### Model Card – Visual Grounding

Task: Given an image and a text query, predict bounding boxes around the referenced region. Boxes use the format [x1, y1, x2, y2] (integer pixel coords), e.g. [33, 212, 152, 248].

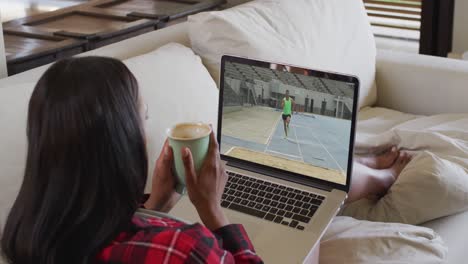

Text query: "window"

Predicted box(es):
[364, 0, 455, 57]
[364, 0, 422, 53]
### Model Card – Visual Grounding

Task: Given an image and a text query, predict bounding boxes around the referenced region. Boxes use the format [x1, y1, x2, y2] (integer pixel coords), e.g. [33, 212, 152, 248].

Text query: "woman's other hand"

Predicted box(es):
[144, 140, 181, 212]
[182, 129, 229, 230]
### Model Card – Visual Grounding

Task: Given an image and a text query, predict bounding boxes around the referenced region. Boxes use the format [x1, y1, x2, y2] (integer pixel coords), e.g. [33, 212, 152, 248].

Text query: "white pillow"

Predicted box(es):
[188, 0, 377, 109]
[0, 82, 35, 227]
[321, 216, 447, 264]
[342, 151, 468, 225]
[123, 43, 219, 191]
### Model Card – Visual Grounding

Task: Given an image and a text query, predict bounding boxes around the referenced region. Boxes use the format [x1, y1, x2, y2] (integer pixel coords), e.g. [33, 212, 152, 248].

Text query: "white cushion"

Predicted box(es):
[0, 82, 35, 227]
[321, 216, 447, 264]
[188, 0, 377, 109]
[123, 43, 219, 191]
[0, 44, 219, 228]
[375, 49, 468, 115]
[423, 210, 468, 264]
[0, 13, 6, 78]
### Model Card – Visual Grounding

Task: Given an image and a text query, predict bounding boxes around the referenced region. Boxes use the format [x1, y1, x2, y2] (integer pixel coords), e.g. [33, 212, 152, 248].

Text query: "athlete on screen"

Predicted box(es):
[281, 90, 295, 139]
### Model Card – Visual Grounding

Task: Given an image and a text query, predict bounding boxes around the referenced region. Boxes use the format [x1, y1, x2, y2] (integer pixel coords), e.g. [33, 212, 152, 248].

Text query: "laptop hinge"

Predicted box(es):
[226, 160, 334, 192]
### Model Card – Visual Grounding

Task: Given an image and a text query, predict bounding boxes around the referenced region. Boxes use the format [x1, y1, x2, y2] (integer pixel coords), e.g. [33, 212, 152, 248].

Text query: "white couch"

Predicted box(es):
[0, 13, 7, 78]
[1, 20, 468, 264]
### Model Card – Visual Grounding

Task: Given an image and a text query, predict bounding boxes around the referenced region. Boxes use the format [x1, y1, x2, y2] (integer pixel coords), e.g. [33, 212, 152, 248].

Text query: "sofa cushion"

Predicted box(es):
[188, 0, 377, 109]
[320, 216, 447, 264]
[0, 82, 35, 226]
[422, 210, 468, 264]
[123, 43, 219, 191]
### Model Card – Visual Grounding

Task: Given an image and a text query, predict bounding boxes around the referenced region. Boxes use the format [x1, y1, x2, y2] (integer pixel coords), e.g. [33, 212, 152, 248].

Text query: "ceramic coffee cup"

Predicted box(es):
[167, 122, 211, 194]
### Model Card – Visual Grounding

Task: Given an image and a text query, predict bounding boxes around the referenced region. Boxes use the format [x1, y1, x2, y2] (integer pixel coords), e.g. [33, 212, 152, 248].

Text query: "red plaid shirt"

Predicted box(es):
[96, 214, 263, 263]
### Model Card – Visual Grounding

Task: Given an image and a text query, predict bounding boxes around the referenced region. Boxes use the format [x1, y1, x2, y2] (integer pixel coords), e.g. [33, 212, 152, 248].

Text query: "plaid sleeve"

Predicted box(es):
[182, 223, 263, 264]
[212, 224, 263, 264]
[97, 215, 263, 264]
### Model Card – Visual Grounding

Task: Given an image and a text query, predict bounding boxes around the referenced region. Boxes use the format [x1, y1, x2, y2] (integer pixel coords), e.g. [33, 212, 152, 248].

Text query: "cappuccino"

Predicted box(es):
[167, 122, 212, 194]
[168, 123, 211, 140]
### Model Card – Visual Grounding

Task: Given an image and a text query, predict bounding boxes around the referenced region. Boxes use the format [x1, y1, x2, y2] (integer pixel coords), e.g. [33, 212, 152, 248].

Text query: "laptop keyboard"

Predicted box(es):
[221, 171, 325, 231]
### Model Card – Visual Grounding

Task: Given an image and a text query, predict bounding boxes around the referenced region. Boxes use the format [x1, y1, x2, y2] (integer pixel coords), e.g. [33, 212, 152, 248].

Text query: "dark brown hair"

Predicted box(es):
[1, 57, 148, 264]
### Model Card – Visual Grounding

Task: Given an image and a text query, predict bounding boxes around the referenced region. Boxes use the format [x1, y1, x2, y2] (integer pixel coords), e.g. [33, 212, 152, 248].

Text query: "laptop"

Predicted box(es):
[170, 55, 360, 263]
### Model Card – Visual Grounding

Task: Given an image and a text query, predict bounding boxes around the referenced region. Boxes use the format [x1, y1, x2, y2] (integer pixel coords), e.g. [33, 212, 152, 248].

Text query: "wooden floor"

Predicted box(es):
[1, 0, 251, 75]
[1, 0, 88, 22]
[0, 0, 250, 22]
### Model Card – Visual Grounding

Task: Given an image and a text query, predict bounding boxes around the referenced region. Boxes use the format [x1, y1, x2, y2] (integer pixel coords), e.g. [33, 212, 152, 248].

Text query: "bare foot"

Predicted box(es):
[372, 152, 412, 197]
[356, 146, 399, 170]
[386, 152, 412, 180]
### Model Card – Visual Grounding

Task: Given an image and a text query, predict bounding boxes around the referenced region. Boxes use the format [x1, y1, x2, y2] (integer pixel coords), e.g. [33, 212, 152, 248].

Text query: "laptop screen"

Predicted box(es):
[219, 56, 358, 186]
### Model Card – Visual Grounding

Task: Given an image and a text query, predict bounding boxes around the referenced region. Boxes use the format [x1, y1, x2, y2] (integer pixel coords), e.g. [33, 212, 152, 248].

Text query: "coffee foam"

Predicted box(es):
[169, 123, 211, 139]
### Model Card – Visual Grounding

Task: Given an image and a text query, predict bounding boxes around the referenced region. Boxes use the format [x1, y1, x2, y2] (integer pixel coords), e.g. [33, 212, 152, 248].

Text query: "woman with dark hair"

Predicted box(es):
[1, 57, 263, 264]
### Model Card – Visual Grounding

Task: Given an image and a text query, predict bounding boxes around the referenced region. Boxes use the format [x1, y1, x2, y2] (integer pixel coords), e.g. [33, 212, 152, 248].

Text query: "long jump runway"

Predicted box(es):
[265, 113, 350, 172]
[221, 107, 350, 184]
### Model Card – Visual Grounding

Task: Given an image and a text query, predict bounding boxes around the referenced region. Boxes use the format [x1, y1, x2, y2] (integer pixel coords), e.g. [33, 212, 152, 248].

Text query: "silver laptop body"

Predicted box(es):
[171, 55, 360, 263]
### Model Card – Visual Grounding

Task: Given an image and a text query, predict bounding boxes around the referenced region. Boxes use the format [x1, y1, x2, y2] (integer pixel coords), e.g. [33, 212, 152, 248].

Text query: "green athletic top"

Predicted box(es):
[283, 97, 292, 115]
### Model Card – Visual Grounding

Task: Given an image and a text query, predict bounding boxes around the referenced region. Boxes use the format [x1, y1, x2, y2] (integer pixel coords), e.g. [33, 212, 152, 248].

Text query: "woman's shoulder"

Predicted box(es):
[96, 215, 216, 263]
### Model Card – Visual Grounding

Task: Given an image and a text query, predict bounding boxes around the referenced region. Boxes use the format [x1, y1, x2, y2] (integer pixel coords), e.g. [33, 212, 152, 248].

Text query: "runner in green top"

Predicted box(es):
[281, 90, 295, 139]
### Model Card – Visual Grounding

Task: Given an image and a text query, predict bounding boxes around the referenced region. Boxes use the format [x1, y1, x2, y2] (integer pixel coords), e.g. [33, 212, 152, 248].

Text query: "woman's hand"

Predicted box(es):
[144, 140, 181, 213]
[182, 129, 229, 230]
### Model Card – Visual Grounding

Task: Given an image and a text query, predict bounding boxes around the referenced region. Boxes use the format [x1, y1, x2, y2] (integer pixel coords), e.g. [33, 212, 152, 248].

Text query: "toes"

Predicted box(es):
[394, 147, 400, 156]
[399, 152, 412, 165]
[384, 145, 397, 155]
[383, 145, 399, 161]
[406, 153, 414, 161]
[388, 146, 399, 159]
[398, 153, 406, 164]
[406, 154, 413, 164]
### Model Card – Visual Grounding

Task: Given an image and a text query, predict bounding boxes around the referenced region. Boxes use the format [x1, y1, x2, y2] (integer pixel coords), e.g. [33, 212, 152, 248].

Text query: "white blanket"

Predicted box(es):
[321, 216, 447, 264]
[318, 107, 468, 264]
[355, 107, 468, 157]
[344, 107, 468, 225]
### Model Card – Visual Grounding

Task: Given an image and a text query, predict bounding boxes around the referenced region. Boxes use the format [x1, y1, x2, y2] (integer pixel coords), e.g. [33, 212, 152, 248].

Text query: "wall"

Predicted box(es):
[226, 78, 241, 94]
[274, 83, 338, 111]
[0, 11, 7, 78]
[453, 0, 468, 55]
[227, 76, 348, 111]
[251, 79, 339, 111]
